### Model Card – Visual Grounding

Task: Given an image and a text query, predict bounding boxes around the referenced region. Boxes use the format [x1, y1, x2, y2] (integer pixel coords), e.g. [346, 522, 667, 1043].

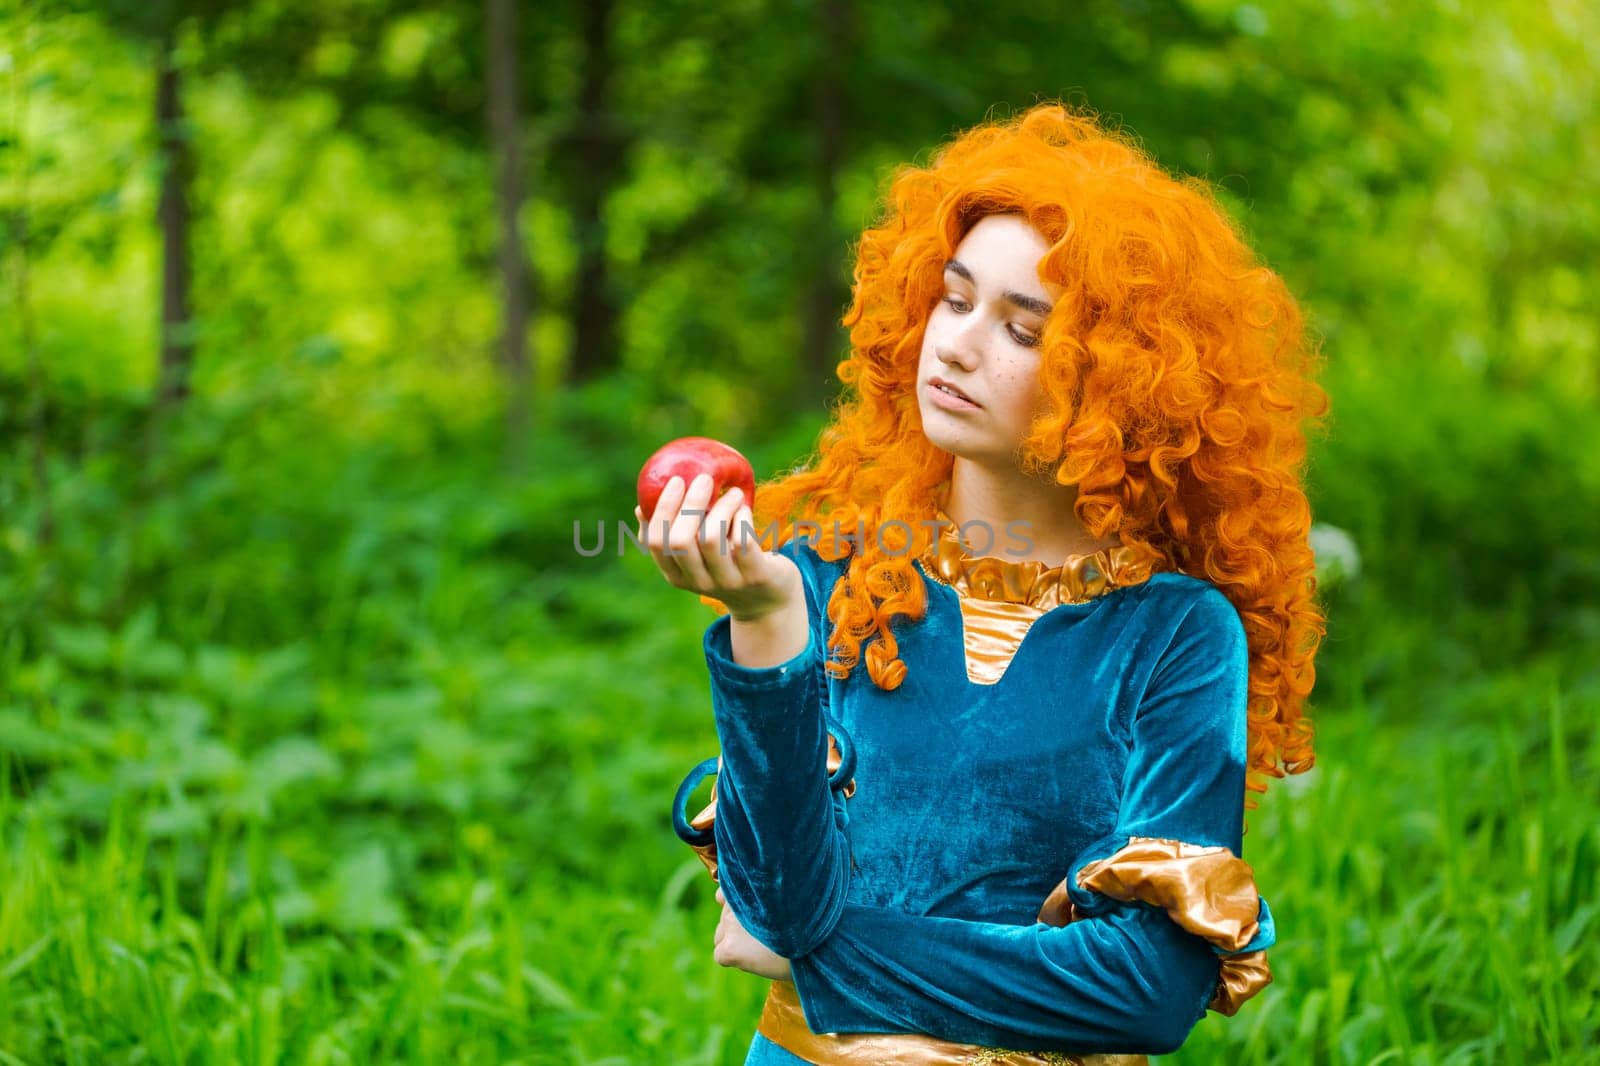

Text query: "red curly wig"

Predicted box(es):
[711, 102, 1328, 804]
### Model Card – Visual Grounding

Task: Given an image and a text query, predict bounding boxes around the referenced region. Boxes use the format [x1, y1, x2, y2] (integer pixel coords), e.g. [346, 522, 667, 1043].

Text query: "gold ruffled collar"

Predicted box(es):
[919, 510, 1153, 610]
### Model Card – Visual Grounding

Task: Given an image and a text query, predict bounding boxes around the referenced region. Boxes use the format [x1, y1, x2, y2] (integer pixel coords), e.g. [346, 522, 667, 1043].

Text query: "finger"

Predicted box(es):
[699, 486, 747, 590]
[638, 504, 666, 558]
[647, 475, 689, 530]
[666, 473, 716, 588]
[727, 502, 770, 584]
[667, 472, 715, 546]
[646, 541, 687, 586]
[642, 478, 689, 583]
[635, 504, 661, 563]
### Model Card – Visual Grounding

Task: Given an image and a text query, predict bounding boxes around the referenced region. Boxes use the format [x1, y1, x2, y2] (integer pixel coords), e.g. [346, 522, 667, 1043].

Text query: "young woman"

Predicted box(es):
[645, 103, 1327, 1065]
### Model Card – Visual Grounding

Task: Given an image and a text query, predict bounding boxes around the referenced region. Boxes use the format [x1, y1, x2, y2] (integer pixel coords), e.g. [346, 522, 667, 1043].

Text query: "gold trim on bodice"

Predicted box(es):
[758, 980, 1148, 1066]
[919, 511, 1153, 685]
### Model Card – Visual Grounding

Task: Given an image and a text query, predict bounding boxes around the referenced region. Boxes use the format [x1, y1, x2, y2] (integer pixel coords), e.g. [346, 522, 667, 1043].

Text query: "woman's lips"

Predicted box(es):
[928, 380, 981, 410]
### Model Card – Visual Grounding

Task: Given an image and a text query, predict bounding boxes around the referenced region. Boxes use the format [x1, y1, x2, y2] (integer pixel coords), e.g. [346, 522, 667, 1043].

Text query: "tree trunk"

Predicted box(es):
[800, 0, 851, 407]
[155, 31, 194, 411]
[488, 0, 532, 455]
[568, 0, 620, 383]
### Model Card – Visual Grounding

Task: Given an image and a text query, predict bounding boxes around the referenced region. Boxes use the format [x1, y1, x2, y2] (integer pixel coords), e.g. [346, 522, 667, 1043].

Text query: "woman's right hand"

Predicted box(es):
[635, 472, 803, 623]
[713, 886, 794, 982]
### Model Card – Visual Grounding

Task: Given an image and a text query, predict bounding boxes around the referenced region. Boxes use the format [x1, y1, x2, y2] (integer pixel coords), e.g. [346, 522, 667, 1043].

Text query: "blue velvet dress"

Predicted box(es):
[672, 525, 1277, 1064]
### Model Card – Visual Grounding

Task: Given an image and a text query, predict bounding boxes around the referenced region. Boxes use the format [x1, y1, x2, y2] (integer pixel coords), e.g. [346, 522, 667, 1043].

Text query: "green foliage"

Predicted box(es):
[2, 0, 1598, 1062]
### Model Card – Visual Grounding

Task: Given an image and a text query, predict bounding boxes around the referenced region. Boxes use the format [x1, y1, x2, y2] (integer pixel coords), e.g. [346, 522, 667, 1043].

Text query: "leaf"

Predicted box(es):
[251, 734, 342, 797]
[521, 963, 577, 1011]
[144, 801, 208, 839]
[49, 623, 113, 671]
[325, 842, 405, 932]
[0, 708, 78, 762]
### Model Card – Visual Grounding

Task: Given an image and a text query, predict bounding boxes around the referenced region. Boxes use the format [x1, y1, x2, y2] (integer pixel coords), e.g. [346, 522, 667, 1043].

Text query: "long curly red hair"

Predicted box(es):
[711, 102, 1328, 803]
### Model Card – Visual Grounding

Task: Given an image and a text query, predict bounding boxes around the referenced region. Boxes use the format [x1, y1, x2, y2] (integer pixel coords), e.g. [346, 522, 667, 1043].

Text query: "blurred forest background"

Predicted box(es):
[1, 0, 1597, 1063]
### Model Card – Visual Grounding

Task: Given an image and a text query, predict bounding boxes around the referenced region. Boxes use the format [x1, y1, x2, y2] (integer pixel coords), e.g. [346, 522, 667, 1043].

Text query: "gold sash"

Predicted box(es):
[756, 980, 1147, 1066]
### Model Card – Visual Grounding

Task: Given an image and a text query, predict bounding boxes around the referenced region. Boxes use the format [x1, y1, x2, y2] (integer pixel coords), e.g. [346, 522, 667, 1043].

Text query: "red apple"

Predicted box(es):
[637, 437, 757, 521]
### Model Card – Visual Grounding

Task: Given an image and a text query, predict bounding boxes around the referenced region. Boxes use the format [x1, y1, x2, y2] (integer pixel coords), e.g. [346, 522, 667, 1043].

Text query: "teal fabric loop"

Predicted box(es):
[671, 756, 720, 848]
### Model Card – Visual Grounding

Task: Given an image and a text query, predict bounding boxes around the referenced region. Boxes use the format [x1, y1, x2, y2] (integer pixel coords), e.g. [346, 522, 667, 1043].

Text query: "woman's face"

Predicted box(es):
[916, 213, 1062, 470]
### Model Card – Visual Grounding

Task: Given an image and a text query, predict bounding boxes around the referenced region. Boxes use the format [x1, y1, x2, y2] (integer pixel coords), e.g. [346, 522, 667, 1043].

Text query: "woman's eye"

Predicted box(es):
[943, 296, 1038, 346]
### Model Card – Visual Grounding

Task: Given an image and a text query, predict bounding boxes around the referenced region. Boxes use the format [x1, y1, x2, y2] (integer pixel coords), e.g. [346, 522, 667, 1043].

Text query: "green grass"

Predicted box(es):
[2, 568, 1596, 1063]
[1, 383, 1596, 1063]
[1180, 659, 1600, 1064]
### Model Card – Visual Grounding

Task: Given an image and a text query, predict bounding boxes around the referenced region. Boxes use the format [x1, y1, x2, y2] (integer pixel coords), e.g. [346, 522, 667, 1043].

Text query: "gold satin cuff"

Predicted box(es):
[1075, 838, 1262, 951]
[686, 734, 857, 882]
[1034, 836, 1272, 1016]
[1208, 950, 1270, 1017]
[758, 980, 1148, 1066]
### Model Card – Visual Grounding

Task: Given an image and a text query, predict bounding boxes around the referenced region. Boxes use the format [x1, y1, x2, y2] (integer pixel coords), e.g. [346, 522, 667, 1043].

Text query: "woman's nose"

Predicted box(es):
[937, 323, 982, 369]
[938, 312, 985, 369]
[937, 342, 979, 371]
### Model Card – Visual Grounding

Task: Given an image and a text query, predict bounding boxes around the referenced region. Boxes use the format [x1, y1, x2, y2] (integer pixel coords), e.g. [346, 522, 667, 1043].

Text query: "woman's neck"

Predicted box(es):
[941, 459, 1121, 565]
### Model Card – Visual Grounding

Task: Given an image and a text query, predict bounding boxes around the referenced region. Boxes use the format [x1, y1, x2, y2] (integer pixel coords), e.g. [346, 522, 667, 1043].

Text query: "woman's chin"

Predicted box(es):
[923, 432, 999, 467]
[920, 410, 971, 449]
[918, 423, 961, 456]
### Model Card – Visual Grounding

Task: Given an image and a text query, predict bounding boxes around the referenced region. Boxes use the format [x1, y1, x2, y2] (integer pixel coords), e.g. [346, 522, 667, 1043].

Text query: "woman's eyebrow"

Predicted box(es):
[944, 259, 1054, 317]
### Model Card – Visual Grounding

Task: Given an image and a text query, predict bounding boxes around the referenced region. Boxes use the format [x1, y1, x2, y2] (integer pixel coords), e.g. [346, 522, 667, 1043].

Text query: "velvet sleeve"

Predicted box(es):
[701, 538, 853, 959]
[785, 584, 1272, 1055]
